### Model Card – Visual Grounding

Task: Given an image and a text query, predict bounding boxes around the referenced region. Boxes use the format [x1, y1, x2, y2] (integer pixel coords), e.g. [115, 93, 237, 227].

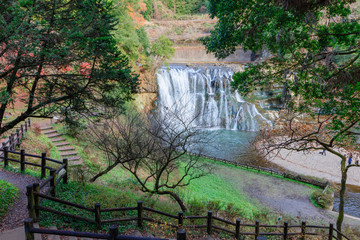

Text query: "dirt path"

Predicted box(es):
[0, 169, 41, 232]
[212, 164, 360, 227]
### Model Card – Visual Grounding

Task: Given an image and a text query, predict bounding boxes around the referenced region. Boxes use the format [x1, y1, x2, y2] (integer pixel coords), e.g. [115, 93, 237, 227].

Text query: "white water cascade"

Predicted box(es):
[157, 65, 271, 131]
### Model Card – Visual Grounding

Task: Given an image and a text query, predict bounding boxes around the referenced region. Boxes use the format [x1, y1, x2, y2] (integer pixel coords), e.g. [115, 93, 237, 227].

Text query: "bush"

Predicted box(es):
[311, 186, 334, 209]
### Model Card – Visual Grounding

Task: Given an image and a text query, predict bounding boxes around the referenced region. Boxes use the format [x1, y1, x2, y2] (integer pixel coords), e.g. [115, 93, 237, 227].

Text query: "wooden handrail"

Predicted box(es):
[35, 192, 94, 212]
[36, 206, 94, 223]
[143, 206, 178, 219]
[101, 207, 137, 212]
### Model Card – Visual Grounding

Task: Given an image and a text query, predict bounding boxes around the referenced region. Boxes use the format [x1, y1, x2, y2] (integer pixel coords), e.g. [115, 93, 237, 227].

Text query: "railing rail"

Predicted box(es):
[191, 152, 328, 189]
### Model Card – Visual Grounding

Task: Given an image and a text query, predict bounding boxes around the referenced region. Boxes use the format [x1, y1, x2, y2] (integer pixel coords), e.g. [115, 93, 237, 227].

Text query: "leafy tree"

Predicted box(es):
[86, 107, 211, 211]
[0, 0, 138, 135]
[204, 0, 360, 233]
[148, 35, 175, 71]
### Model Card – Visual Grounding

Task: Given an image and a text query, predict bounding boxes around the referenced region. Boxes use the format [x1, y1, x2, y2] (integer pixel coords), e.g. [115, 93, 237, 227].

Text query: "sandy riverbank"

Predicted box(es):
[267, 149, 360, 187]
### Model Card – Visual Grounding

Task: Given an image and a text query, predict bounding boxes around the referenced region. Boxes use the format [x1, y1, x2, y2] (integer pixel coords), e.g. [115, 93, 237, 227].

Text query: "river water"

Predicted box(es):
[156, 64, 360, 219]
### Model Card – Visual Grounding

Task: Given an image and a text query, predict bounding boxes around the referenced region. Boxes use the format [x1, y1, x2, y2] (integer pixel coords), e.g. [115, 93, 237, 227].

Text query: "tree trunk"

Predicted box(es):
[159, 191, 187, 212]
[336, 158, 347, 239]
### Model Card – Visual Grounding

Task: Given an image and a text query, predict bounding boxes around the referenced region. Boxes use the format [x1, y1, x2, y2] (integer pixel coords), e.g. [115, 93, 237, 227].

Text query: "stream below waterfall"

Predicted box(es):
[156, 64, 360, 219]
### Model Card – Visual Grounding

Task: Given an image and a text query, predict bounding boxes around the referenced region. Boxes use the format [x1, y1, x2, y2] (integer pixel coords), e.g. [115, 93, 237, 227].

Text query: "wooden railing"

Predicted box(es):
[24, 218, 184, 240]
[0, 148, 350, 239]
[193, 152, 328, 189]
[0, 118, 31, 156]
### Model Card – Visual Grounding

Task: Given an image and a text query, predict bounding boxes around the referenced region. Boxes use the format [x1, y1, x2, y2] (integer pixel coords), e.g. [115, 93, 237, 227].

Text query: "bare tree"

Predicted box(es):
[258, 110, 360, 232]
[86, 106, 212, 211]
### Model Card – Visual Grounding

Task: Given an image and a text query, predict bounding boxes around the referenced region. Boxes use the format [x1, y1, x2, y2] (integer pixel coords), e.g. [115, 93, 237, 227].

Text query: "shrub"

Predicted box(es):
[311, 186, 334, 209]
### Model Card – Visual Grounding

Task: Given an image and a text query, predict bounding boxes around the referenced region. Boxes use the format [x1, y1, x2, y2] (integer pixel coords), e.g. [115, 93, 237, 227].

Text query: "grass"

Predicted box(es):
[40, 181, 179, 233]
[0, 180, 18, 220]
[18, 123, 336, 237]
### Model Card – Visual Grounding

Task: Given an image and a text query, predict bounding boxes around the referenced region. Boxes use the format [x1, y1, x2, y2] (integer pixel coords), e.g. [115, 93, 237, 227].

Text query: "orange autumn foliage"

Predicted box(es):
[127, 0, 147, 28]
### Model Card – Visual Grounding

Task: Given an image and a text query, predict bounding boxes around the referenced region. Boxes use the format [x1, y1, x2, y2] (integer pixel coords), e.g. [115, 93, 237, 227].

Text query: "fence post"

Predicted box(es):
[178, 211, 183, 227]
[26, 185, 36, 219]
[255, 220, 260, 238]
[24, 218, 34, 240]
[50, 169, 56, 197]
[63, 158, 68, 184]
[33, 183, 40, 222]
[28, 118, 31, 127]
[284, 221, 288, 240]
[16, 129, 20, 144]
[137, 201, 143, 228]
[109, 225, 118, 240]
[235, 219, 241, 239]
[3, 146, 8, 168]
[21, 125, 24, 138]
[9, 134, 13, 150]
[95, 203, 101, 228]
[329, 223, 334, 240]
[301, 221, 306, 240]
[25, 121, 28, 132]
[21, 149, 26, 173]
[41, 153, 46, 179]
[177, 229, 186, 240]
[207, 211, 212, 235]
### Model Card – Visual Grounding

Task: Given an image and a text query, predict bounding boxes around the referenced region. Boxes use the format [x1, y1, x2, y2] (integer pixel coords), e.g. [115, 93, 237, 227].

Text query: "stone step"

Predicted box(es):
[47, 133, 62, 138]
[0, 226, 24, 240]
[67, 229, 77, 240]
[69, 160, 83, 166]
[40, 126, 53, 130]
[43, 130, 57, 134]
[60, 151, 78, 157]
[68, 155, 81, 161]
[54, 142, 71, 147]
[58, 146, 76, 151]
[51, 137, 66, 142]
[33, 223, 41, 240]
[48, 226, 60, 240]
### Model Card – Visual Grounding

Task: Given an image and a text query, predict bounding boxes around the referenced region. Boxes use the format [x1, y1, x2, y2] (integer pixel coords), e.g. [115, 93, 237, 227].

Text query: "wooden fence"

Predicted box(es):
[0, 144, 350, 239]
[0, 118, 31, 156]
[193, 152, 328, 189]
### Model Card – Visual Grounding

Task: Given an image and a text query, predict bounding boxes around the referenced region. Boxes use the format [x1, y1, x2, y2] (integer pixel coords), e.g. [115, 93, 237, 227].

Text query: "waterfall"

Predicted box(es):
[157, 65, 271, 131]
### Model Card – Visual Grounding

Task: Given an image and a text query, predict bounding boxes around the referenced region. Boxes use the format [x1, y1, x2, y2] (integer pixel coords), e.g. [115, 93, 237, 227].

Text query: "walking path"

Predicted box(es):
[267, 149, 360, 187]
[0, 169, 41, 232]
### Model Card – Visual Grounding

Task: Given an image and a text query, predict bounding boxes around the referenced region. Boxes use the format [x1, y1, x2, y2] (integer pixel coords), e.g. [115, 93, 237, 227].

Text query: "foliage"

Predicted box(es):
[311, 187, 334, 209]
[0, 180, 18, 219]
[142, 0, 208, 19]
[205, 0, 360, 232]
[0, 0, 138, 135]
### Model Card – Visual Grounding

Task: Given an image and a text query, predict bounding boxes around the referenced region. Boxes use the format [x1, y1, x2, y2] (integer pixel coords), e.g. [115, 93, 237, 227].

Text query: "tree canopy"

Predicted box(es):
[204, 0, 360, 233]
[0, 0, 139, 135]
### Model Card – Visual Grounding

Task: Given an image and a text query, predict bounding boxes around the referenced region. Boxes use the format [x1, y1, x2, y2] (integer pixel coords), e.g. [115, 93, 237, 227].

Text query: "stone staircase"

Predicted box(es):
[0, 224, 87, 240]
[40, 126, 83, 166]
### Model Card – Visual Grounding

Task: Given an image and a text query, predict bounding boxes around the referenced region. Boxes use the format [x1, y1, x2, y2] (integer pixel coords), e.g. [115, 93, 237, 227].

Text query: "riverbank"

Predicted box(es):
[267, 149, 360, 187]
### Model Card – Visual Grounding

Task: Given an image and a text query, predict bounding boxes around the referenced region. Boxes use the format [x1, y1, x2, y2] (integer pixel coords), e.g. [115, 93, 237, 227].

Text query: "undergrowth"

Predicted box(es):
[0, 180, 18, 219]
